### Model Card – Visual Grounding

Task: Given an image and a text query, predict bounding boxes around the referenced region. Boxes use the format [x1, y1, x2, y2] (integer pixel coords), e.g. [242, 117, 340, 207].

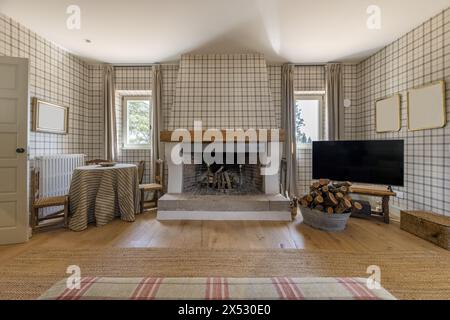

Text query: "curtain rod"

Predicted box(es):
[112, 63, 332, 67]
[113, 64, 157, 67]
[113, 63, 327, 67]
[113, 62, 179, 67]
[291, 64, 326, 67]
[293, 64, 325, 66]
[290, 63, 356, 67]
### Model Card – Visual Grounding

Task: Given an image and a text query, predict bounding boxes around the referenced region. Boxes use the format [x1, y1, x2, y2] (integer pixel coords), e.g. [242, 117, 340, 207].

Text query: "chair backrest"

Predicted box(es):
[137, 160, 145, 184]
[137, 159, 164, 185]
[86, 159, 108, 165]
[31, 168, 40, 203]
[155, 159, 164, 185]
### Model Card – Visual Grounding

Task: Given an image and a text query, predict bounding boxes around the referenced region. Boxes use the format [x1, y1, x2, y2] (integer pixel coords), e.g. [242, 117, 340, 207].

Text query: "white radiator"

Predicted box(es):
[33, 154, 86, 217]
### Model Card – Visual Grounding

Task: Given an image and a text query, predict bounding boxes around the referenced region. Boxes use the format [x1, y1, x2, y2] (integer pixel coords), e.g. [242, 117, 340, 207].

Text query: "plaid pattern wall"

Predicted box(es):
[0, 13, 91, 158]
[294, 65, 326, 91]
[352, 8, 450, 216]
[169, 54, 278, 130]
[87, 65, 104, 160]
[267, 65, 282, 127]
[115, 66, 152, 91]
[343, 64, 359, 140]
[161, 64, 179, 131]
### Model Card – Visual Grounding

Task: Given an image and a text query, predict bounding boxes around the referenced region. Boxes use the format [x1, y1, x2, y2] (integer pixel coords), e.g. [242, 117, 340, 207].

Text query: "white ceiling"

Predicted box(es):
[1, 0, 449, 64]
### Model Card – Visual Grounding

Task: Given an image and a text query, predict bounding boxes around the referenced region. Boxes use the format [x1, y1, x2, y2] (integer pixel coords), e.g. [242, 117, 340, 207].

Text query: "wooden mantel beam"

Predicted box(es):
[160, 130, 285, 142]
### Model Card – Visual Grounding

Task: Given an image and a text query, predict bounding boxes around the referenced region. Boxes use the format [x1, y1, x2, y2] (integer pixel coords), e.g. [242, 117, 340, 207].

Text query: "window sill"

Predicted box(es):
[121, 146, 151, 151]
[297, 144, 312, 150]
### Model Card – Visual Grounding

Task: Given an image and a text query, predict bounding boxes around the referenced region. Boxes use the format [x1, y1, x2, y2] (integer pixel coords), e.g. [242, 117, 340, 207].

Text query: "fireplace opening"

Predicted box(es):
[183, 152, 263, 195]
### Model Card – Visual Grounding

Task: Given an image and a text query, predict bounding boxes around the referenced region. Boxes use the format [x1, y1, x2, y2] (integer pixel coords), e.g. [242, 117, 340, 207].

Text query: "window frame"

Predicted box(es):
[294, 93, 325, 149]
[122, 95, 152, 150]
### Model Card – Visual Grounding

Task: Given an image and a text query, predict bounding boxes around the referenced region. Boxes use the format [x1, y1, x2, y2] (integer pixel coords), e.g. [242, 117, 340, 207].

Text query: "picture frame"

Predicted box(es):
[375, 94, 401, 133]
[32, 98, 69, 134]
[407, 80, 446, 131]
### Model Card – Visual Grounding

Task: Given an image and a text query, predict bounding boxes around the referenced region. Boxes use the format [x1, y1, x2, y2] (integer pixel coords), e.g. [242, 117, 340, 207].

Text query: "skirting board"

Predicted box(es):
[157, 211, 292, 221]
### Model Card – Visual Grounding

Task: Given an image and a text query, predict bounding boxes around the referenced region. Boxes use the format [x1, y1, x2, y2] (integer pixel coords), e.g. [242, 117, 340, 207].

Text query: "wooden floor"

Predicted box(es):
[1, 210, 448, 265]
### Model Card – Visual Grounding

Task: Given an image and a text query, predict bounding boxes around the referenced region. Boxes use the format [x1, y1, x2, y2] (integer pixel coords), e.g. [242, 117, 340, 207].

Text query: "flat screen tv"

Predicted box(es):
[312, 140, 404, 186]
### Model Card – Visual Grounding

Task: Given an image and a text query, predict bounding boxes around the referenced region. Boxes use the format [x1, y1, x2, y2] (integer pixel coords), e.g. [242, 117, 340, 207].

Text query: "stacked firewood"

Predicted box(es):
[299, 179, 363, 214]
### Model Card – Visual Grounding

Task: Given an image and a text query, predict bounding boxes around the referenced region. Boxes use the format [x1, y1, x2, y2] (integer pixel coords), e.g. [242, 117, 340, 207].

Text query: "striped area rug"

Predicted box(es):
[38, 277, 396, 300]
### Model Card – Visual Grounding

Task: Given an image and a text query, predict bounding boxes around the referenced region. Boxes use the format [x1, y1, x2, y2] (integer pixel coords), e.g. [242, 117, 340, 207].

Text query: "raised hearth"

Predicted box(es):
[157, 194, 291, 221]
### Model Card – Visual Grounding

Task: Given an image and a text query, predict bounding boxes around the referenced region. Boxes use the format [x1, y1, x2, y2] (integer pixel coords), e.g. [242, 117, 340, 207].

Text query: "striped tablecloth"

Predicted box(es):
[68, 164, 139, 231]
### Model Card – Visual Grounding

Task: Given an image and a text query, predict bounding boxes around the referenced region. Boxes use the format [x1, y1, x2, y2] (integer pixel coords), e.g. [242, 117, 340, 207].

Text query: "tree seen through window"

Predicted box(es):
[127, 100, 151, 145]
[295, 99, 321, 144]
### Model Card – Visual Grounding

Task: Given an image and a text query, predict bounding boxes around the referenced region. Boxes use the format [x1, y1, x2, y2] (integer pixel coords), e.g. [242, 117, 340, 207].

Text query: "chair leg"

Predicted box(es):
[140, 189, 145, 214]
[31, 207, 38, 229]
[63, 200, 69, 228]
[30, 208, 34, 229]
[154, 191, 159, 209]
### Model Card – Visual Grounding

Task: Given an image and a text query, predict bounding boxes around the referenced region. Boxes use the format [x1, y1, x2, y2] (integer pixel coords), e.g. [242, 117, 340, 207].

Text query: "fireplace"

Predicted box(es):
[157, 138, 291, 221]
[157, 53, 291, 221]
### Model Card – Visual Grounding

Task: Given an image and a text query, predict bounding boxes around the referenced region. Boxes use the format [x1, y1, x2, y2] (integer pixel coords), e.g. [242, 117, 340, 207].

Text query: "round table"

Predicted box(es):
[68, 164, 139, 231]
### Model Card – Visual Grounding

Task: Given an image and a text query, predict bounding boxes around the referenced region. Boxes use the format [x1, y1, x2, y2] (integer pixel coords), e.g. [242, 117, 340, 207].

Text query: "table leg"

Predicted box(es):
[382, 196, 390, 224]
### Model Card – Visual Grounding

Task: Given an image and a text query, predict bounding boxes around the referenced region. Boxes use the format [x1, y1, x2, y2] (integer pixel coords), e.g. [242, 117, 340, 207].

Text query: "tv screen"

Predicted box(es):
[312, 140, 404, 186]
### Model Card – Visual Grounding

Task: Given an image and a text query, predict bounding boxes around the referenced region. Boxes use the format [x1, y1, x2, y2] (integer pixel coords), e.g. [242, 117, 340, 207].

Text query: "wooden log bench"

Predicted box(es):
[349, 186, 396, 224]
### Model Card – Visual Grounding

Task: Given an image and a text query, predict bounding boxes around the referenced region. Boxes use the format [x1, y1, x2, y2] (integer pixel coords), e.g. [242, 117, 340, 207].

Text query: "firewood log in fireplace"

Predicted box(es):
[200, 165, 237, 191]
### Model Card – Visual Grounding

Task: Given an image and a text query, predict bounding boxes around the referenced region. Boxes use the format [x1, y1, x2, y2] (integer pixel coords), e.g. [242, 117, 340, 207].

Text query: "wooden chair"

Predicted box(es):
[30, 168, 69, 229]
[138, 160, 164, 213]
[85, 159, 109, 165]
[138, 160, 146, 184]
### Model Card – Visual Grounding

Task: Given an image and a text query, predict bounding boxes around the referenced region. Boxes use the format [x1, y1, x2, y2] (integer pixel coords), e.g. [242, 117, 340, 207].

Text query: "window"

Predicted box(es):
[295, 94, 324, 147]
[122, 96, 152, 149]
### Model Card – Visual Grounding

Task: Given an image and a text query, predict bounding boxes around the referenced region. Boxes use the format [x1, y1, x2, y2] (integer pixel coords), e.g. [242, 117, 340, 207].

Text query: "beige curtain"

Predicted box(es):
[326, 63, 344, 140]
[281, 64, 297, 198]
[152, 64, 162, 182]
[104, 65, 117, 161]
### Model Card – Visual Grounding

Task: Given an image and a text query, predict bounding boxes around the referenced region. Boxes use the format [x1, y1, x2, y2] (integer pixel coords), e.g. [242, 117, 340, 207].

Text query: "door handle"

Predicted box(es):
[16, 148, 25, 154]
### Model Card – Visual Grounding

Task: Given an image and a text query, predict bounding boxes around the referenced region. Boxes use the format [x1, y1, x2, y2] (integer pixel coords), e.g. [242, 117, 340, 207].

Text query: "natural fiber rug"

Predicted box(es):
[1, 248, 449, 300]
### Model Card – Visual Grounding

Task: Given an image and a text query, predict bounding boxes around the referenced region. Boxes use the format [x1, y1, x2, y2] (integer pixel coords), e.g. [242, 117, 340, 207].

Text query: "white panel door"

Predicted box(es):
[0, 56, 29, 244]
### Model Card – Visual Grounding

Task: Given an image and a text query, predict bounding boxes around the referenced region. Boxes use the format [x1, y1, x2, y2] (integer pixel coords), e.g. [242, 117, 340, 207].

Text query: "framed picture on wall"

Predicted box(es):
[32, 98, 69, 134]
[375, 94, 401, 133]
[407, 80, 447, 131]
